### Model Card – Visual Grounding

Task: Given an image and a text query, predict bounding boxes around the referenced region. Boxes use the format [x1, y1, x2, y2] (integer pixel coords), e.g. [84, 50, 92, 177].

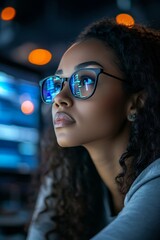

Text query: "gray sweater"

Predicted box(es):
[27, 158, 160, 240]
[92, 158, 160, 240]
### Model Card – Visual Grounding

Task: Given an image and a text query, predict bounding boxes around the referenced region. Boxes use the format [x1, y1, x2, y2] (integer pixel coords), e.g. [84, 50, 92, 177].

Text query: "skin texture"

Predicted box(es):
[52, 38, 137, 213]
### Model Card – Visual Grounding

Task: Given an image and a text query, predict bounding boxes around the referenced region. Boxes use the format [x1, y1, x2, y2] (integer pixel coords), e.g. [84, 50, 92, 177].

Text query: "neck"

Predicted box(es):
[83, 131, 129, 213]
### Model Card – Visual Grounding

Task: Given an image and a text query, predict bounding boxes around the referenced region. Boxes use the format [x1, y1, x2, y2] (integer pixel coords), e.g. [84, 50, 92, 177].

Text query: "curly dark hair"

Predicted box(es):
[33, 18, 160, 240]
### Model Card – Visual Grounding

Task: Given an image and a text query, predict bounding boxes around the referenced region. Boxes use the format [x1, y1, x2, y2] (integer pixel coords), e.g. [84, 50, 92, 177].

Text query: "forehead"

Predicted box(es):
[58, 39, 120, 74]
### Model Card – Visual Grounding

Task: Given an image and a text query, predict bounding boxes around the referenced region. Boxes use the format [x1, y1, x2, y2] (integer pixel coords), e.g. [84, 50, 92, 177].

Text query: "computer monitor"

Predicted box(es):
[0, 59, 41, 174]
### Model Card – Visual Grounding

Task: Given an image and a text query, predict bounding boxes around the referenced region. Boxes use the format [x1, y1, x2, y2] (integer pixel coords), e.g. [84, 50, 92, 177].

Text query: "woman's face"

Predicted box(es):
[52, 39, 131, 148]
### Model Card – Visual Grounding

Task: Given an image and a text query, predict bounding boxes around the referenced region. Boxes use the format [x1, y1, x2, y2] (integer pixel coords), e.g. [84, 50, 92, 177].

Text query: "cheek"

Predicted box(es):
[93, 91, 126, 118]
[103, 93, 126, 119]
[77, 92, 128, 138]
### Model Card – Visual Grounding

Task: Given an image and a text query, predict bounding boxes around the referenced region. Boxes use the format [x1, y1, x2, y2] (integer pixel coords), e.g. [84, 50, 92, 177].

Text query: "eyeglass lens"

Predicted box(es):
[41, 69, 98, 103]
[42, 76, 62, 103]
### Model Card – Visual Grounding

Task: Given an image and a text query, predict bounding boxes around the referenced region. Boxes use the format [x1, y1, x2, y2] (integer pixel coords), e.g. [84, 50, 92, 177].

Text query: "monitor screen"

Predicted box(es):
[0, 60, 41, 173]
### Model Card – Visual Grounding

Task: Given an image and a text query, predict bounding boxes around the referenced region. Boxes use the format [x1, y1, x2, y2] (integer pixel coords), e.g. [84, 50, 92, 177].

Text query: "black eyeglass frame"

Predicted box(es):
[39, 68, 127, 103]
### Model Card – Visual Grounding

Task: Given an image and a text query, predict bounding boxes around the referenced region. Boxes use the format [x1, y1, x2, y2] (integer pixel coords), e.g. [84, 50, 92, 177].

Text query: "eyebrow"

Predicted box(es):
[55, 61, 103, 75]
[75, 61, 103, 70]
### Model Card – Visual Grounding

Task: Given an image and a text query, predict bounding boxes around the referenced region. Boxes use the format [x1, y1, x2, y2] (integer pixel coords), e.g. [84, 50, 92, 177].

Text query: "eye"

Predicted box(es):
[54, 75, 61, 81]
[82, 76, 95, 85]
[44, 76, 62, 96]
[53, 76, 62, 89]
[71, 70, 96, 89]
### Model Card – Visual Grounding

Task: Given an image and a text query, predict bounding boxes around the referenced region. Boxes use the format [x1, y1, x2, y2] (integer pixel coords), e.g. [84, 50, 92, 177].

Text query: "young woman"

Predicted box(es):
[27, 17, 160, 240]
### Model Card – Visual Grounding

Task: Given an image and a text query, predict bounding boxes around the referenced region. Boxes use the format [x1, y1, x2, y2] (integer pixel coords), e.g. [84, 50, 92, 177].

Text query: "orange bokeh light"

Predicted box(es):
[28, 49, 52, 65]
[21, 100, 34, 115]
[1, 7, 16, 21]
[116, 13, 135, 28]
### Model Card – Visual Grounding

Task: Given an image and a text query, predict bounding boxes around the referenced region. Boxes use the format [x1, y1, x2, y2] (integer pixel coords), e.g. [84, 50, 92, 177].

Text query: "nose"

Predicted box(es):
[53, 82, 73, 108]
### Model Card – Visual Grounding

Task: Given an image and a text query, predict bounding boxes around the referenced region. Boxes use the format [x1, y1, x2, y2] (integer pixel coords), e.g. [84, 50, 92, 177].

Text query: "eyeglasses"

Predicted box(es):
[39, 68, 126, 104]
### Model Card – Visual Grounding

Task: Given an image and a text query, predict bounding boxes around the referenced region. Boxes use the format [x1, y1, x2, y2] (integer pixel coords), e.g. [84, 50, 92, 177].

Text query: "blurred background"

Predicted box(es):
[0, 0, 160, 239]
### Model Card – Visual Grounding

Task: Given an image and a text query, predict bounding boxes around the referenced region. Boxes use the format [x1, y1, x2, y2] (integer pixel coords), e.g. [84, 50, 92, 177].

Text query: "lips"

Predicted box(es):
[54, 112, 75, 128]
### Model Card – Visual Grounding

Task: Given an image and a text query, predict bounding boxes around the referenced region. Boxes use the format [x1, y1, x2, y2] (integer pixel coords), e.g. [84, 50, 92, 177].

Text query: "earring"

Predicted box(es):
[127, 113, 137, 122]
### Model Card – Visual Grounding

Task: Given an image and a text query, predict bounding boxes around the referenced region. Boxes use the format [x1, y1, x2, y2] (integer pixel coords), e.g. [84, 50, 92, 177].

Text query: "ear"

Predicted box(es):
[126, 90, 147, 115]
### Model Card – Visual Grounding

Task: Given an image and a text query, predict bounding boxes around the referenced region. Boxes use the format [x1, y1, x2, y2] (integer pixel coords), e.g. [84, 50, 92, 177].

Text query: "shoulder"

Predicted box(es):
[125, 158, 160, 204]
[91, 159, 160, 240]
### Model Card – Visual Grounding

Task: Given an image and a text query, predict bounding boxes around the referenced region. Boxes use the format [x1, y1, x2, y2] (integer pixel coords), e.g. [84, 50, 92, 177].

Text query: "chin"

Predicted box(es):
[57, 139, 78, 148]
